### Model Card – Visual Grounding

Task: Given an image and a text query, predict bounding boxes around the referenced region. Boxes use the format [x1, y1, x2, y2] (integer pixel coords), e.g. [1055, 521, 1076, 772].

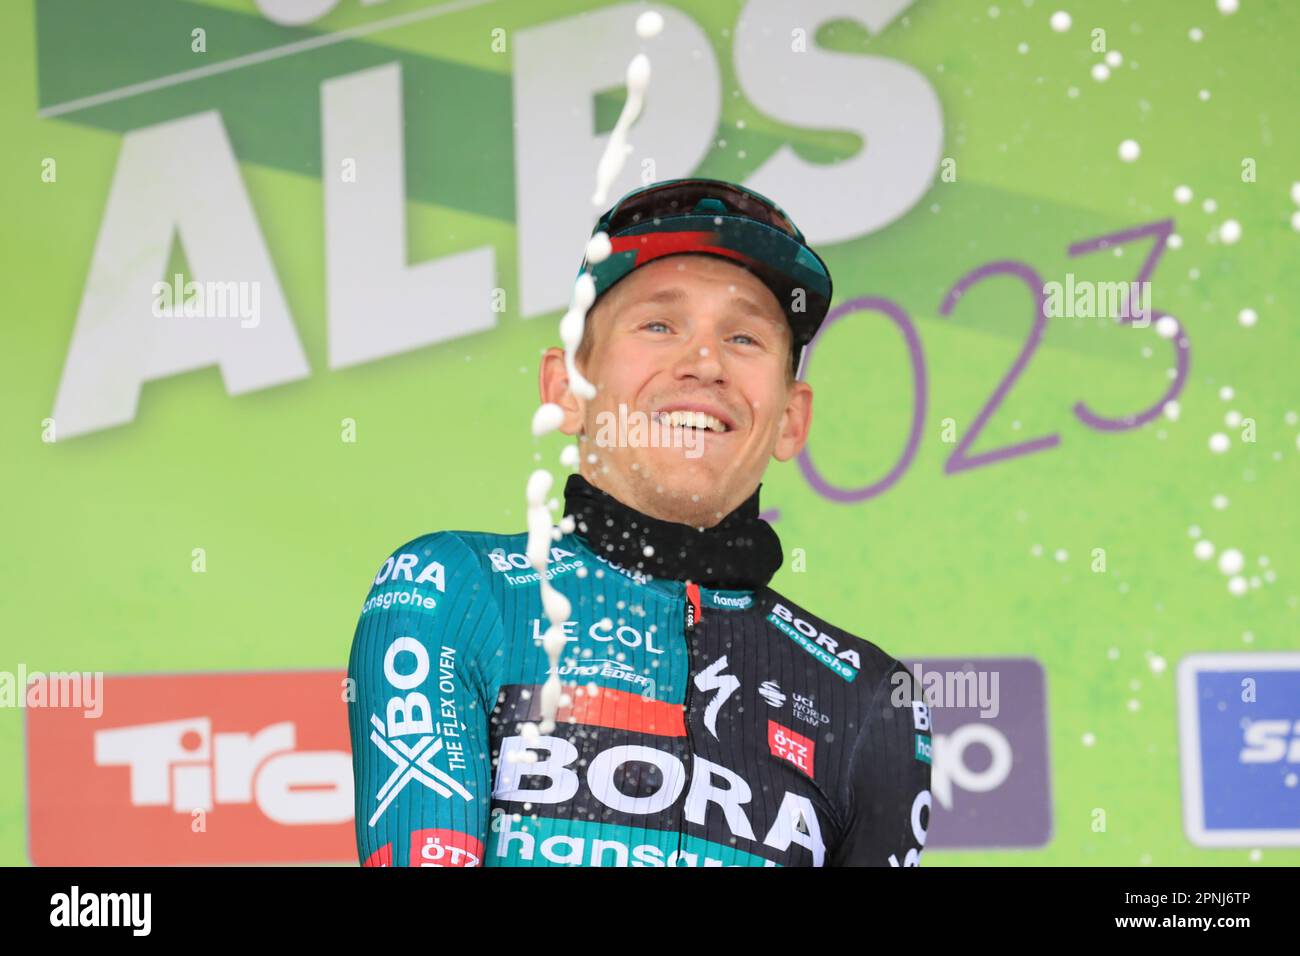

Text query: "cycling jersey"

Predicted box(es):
[347, 474, 932, 867]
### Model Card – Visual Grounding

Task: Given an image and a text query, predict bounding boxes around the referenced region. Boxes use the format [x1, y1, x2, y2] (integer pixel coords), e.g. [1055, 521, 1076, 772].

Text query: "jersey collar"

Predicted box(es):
[561, 473, 783, 590]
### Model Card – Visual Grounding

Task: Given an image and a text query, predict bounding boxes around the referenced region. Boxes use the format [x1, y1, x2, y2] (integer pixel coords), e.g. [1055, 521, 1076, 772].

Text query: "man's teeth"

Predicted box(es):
[655, 410, 728, 432]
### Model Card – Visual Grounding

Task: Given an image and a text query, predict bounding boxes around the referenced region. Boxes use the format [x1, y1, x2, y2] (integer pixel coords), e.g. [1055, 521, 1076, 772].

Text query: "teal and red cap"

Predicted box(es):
[578, 178, 833, 375]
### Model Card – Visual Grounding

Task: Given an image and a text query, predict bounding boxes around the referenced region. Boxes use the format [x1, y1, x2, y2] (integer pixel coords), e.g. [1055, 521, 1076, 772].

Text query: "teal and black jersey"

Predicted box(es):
[347, 475, 932, 867]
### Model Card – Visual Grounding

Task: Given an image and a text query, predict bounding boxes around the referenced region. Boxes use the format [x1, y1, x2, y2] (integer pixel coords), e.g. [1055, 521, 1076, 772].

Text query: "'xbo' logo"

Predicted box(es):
[367, 638, 471, 826]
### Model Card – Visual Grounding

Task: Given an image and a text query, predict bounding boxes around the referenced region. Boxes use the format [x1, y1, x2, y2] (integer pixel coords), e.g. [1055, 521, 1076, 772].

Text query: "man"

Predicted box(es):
[347, 179, 932, 867]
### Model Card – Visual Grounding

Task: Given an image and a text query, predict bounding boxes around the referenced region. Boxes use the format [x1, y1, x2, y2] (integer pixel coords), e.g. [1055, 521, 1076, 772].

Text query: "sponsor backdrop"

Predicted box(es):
[3, 0, 1298, 865]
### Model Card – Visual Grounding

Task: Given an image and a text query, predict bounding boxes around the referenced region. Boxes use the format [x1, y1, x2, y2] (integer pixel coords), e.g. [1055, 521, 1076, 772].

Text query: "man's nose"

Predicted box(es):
[672, 329, 726, 383]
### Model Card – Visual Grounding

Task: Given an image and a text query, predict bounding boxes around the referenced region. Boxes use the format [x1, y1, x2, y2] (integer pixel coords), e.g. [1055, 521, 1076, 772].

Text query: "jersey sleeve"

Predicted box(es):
[831, 660, 933, 867]
[347, 532, 503, 867]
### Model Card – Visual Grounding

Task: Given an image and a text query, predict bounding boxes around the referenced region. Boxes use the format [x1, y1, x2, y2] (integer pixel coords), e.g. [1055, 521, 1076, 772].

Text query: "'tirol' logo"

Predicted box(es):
[25, 670, 355, 865]
[95, 717, 351, 823]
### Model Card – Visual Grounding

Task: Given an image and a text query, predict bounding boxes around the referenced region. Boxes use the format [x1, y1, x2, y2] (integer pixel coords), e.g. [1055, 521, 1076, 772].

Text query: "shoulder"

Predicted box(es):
[364, 529, 533, 590]
[352, 530, 522, 665]
[759, 589, 912, 696]
[365, 531, 477, 591]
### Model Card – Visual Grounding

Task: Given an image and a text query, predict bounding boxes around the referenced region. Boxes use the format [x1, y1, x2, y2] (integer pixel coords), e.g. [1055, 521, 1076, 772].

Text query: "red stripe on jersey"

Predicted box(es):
[559, 685, 686, 737]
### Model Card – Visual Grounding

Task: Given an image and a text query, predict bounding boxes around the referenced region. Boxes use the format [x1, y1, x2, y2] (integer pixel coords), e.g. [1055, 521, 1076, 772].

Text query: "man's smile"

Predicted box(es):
[650, 402, 738, 433]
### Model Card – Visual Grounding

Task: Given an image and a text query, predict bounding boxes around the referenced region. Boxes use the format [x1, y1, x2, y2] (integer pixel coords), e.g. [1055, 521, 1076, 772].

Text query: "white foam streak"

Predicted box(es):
[561, 274, 599, 400]
[532, 403, 565, 436]
[540, 578, 571, 626]
[592, 54, 650, 207]
[522, 19, 660, 742]
[538, 676, 562, 735]
[526, 468, 553, 506]
[585, 231, 612, 263]
[525, 469, 554, 570]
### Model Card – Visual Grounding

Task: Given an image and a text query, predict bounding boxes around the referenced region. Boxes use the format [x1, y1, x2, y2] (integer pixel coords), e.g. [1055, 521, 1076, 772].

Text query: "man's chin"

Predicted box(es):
[641, 447, 722, 481]
[636, 457, 732, 517]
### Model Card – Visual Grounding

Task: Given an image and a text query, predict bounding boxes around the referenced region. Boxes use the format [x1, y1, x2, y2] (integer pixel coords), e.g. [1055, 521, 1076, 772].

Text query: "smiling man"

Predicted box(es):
[545, 252, 810, 523]
[348, 179, 932, 868]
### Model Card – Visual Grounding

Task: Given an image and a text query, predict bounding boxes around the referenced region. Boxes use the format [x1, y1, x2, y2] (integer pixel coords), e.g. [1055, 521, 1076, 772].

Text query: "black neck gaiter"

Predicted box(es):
[562, 473, 783, 590]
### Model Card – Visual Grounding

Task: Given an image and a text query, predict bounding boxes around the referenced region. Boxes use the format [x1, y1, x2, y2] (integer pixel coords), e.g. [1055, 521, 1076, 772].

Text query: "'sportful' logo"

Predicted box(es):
[1178, 653, 1300, 847]
[1241, 721, 1300, 763]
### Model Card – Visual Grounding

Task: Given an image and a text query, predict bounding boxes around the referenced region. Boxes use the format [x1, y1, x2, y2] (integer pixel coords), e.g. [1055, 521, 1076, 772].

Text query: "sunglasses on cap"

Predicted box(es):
[596, 178, 806, 242]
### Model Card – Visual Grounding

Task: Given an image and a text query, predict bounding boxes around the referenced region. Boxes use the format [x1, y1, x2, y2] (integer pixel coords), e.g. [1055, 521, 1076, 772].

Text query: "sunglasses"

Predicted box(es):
[598, 178, 804, 242]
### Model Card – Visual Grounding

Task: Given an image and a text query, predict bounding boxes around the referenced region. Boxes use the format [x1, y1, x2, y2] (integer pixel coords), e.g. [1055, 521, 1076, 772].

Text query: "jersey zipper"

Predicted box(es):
[676, 582, 702, 863]
[684, 581, 701, 633]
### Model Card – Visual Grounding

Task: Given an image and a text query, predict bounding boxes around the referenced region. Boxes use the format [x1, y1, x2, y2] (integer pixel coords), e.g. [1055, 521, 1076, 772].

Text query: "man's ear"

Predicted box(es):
[772, 380, 813, 462]
[539, 347, 587, 436]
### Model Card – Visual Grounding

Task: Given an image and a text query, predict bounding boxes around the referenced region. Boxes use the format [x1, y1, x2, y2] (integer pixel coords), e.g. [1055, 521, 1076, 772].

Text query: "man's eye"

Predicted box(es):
[643, 320, 671, 333]
[730, 333, 759, 346]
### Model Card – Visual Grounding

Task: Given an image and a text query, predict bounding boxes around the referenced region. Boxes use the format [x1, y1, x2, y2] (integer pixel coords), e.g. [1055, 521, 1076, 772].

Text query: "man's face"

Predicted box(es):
[541, 254, 813, 527]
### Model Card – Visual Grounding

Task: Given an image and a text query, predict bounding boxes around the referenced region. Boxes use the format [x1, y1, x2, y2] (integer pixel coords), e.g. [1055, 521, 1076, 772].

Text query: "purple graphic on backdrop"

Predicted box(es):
[792, 219, 1190, 506]
[903, 657, 1052, 850]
